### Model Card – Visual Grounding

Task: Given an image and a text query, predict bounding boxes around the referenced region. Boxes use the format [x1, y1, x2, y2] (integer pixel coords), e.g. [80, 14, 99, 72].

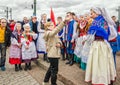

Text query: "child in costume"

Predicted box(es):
[21, 23, 38, 71]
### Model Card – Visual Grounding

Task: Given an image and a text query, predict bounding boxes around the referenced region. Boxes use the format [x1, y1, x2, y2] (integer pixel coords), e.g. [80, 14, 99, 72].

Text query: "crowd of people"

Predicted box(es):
[0, 6, 120, 85]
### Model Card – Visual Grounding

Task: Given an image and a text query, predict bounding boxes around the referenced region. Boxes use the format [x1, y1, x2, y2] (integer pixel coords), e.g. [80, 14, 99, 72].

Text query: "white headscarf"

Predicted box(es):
[91, 7, 102, 15]
[100, 7, 117, 40]
[91, 7, 117, 40]
[23, 23, 30, 30]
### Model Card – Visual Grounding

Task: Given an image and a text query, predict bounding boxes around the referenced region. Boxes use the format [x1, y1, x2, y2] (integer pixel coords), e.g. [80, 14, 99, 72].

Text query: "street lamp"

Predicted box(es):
[4, 7, 12, 20]
[9, 8, 12, 20]
[5, 7, 9, 19]
[33, 0, 36, 16]
[116, 6, 120, 22]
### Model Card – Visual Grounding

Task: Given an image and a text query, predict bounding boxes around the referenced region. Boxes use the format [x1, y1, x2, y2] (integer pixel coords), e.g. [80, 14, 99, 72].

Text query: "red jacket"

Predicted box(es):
[9, 24, 15, 32]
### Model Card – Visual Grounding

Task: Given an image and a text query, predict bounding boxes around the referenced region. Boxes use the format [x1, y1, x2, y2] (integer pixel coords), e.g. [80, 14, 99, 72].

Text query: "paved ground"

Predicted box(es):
[0, 50, 64, 85]
[114, 52, 120, 85]
[0, 50, 39, 85]
[38, 53, 120, 85]
[0, 50, 120, 85]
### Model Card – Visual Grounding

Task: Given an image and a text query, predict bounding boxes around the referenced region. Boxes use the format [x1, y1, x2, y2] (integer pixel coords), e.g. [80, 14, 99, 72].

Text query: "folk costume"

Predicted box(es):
[85, 7, 117, 85]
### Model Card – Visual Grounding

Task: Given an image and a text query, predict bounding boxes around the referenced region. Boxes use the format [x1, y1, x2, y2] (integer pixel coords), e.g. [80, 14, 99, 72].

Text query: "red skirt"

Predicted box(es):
[9, 58, 21, 64]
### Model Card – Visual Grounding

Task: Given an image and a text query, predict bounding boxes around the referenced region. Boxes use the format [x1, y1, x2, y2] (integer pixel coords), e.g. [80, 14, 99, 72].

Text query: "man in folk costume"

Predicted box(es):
[85, 7, 117, 85]
[80, 14, 93, 71]
[57, 16, 66, 60]
[74, 15, 88, 70]
[36, 13, 49, 62]
[62, 20, 69, 60]
[112, 16, 120, 33]
[110, 16, 120, 67]
[65, 12, 78, 66]
[112, 16, 120, 43]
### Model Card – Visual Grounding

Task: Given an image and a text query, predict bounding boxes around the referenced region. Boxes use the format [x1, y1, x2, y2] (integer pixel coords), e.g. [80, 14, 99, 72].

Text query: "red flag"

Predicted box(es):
[118, 25, 120, 33]
[50, 8, 56, 26]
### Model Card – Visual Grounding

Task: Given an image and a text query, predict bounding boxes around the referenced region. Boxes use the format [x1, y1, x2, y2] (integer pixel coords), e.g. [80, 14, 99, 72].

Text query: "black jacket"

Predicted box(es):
[4, 26, 11, 47]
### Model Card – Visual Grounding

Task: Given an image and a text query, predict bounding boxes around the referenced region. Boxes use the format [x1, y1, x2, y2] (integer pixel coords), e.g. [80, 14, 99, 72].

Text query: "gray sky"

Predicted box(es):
[0, 0, 120, 21]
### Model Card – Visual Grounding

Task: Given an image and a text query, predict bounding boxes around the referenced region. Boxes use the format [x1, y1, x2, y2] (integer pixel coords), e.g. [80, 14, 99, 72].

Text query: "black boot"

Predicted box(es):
[110, 81, 113, 85]
[43, 54, 46, 61]
[51, 68, 57, 85]
[66, 54, 70, 64]
[24, 63, 28, 71]
[28, 62, 32, 70]
[69, 54, 74, 66]
[46, 57, 50, 63]
[66, 53, 69, 60]
[62, 53, 65, 61]
[19, 64, 22, 70]
[15, 64, 19, 72]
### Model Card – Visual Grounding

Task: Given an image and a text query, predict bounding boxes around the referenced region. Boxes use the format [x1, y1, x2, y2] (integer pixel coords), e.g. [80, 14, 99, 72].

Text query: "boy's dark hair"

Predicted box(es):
[71, 12, 76, 16]
[66, 12, 72, 15]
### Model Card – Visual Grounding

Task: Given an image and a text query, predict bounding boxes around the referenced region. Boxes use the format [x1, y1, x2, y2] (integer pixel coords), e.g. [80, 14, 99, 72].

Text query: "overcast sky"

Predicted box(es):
[0, 0, 120, 21]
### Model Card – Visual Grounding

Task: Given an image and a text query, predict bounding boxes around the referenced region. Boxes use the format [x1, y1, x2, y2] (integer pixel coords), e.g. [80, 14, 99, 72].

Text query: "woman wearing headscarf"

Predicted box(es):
[36, 14, 49, 62]
[74, 15, 87, 67]
[9, 22, 23, 71]
[80, 14, 93, 71]
[85, 7, 117, 85]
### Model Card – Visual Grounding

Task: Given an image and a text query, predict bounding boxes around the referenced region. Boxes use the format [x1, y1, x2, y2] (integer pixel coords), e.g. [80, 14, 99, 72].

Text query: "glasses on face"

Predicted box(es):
[1, 22, 7, 23]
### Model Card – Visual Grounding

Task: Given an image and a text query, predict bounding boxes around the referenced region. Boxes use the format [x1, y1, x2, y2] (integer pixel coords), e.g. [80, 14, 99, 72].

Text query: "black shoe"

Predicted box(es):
[28, 65, 32, 70]
[19, 67, 22, 70]
[24, 63, 28, 71]
[28, 66, 32, 70]
[43, 54, 47, 61]
[69, 54, 74, 66]
[69, 61, 74, 66]
[15, 67, 19, 71]
[28, 62, 32, 70]
[15, 64, 19, 72]
[43, 55, 46, 61]
[62, 54, 65, 61]
[46, 58, 50, 63]
[66, 54, 69, 60]
[110, 81, 113, 85]
[51, 84, 57, 85]
[24, 67, 27, 71]
[19, 64, 22, 70]
[19, 67, 23, 70]
[66, 61, 70, 64]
